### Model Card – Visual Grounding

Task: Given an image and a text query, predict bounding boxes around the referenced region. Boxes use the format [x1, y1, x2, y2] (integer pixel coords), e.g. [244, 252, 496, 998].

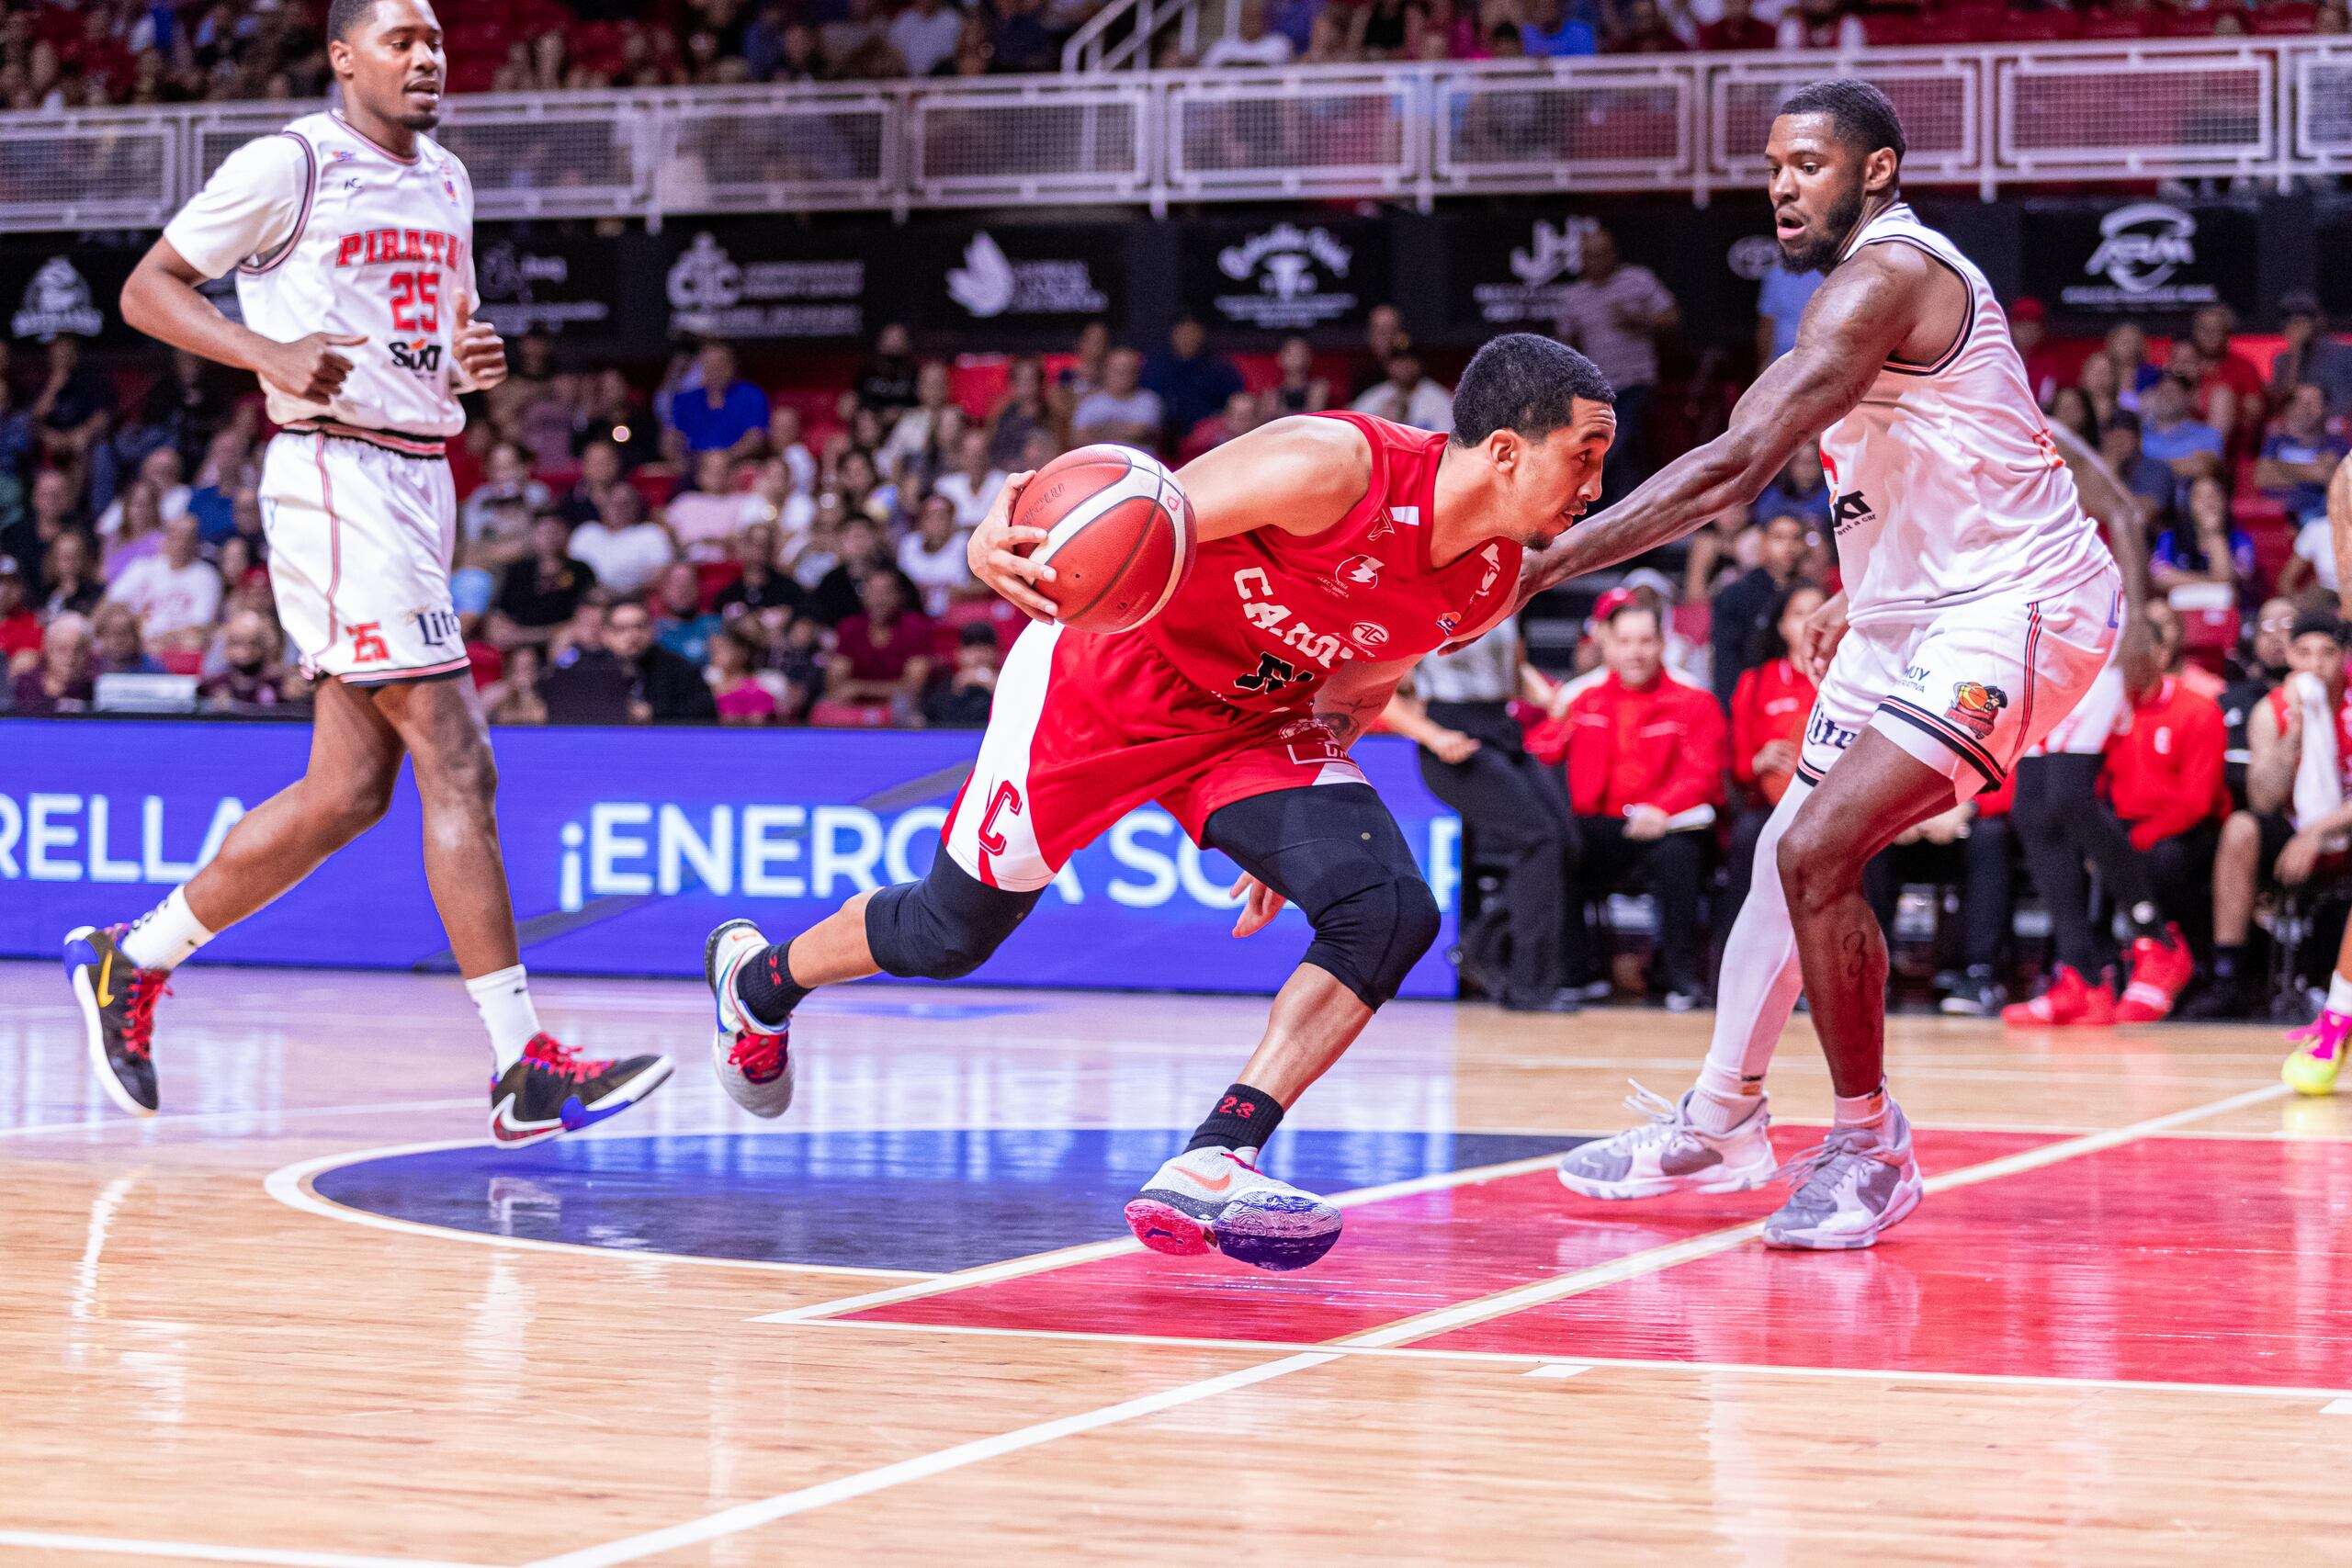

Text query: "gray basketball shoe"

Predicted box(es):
[1556, 1083, 1777, 1200]
[1760, 1104, 1923, 1250]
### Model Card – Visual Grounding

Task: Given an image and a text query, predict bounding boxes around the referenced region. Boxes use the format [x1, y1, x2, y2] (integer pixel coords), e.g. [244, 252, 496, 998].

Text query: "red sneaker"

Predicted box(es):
[2000, 964, 2116, 1028]
[2115, 924, 2195, 1022]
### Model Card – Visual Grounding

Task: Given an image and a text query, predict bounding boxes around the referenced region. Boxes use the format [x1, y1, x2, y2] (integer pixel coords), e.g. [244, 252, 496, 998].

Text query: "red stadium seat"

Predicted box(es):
[2076, 8, 2159, 37]
[1998, 8, 2080, 39]
[2251, 3, 2318, 31]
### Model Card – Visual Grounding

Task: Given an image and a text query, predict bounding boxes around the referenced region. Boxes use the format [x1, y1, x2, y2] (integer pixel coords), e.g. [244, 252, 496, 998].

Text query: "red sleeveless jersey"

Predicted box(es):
[1136, 412, 1521, 711]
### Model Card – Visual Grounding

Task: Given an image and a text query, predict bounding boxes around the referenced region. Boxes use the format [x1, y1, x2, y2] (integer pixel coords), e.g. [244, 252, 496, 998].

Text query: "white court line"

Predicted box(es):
[542, 1080, 2291, 1567]
[518, 1352, 1346, 1568]
[751, 1152, 1570, 1325]
[0, 1097, 483, 1142]
[264, 1141, 937, 1282]
[784, 1317, 2352, 1403]
[0, 1530, 492, 1568]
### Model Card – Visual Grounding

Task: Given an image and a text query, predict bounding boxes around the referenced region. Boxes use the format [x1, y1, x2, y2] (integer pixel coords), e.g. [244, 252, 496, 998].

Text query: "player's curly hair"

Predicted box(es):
[1779, 79, 1907, 166]
[1449, 333, 1614, 448]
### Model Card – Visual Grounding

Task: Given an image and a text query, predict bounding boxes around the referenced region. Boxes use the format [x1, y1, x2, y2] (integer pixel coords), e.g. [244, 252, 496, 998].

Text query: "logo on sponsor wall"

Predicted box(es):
[667, 231, 865, 340]
[1725, 234, 1786, 281]
[476, 241, 610, 336]
[946, 231, 1108, 320]
[1213, 223, 1359, 330]
[2068, 204, 2210, 310]
[1465, 218, 1599, 326]
[13, 256, 102, 340]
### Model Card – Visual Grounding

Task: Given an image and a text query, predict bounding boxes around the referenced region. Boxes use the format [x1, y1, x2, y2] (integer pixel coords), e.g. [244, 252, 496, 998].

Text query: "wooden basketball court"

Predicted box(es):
[2, 960, 2344, 1563]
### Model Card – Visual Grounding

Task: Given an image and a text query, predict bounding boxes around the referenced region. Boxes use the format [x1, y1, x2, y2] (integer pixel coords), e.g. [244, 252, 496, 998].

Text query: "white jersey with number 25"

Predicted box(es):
[162, 109, 477, 438]
[1817, 202, 2111, 630]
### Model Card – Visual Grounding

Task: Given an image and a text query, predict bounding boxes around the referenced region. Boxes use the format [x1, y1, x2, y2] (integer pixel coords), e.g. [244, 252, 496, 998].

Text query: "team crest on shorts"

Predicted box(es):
[1946, 680, 2009, 738]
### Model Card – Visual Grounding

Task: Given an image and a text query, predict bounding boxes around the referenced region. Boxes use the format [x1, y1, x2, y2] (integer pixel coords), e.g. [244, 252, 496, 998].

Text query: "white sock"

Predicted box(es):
[119, 886, 216, 972]
[2328, 973, 2352, 1016]
[466, 965, 542, 1072]
[1690, 780, 1812, 1130]
[1833, 1081, 1891, 1131]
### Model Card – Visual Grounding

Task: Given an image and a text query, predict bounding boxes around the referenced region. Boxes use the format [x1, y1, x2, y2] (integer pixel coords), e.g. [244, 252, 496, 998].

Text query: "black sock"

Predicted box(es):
[2127, 901, 2168, 942]
[2212, 943, 2245, 984]
[1186, 1082, 1284, 1155]
[738, 941, 811, 1029]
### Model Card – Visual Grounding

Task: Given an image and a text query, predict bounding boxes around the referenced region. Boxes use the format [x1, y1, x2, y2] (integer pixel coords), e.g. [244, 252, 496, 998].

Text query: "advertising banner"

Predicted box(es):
[1181, 218, 1391, 335]
[470, 229, 667, 355]
[660, 222, 875, 343]
[2020, 199, 2263, 322]
[898, 222, 1125, 336]
[0, 722, 1462, 998]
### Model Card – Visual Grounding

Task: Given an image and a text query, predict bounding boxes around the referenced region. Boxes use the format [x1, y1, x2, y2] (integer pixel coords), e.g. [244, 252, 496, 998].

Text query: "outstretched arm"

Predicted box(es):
[2051, 422, 2147, 615]
[1520, 246, 1928, 597]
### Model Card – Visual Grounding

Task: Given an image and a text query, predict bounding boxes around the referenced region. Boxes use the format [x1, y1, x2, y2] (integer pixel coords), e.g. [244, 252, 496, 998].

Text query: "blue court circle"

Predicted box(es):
[311, 1129, 1577, 1274]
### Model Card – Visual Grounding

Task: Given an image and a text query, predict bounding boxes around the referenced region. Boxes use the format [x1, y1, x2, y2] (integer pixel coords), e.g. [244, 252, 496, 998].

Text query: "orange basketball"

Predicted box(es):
[1012, 445, 1196, 635]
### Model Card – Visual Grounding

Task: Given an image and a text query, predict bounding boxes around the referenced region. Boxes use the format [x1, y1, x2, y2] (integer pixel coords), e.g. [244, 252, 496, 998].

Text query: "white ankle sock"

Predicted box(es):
[1690, 1061, 1764, 1134]
[466, 965, 541, 1072]
[2328, 973, 2352, 1016]
[119, 887, 215, 972]
[1833, 1082, 1891, 1131]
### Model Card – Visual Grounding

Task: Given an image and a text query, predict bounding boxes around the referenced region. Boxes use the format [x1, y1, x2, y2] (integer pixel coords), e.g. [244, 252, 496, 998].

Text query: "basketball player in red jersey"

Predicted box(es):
[702, 334, 1615, 1270]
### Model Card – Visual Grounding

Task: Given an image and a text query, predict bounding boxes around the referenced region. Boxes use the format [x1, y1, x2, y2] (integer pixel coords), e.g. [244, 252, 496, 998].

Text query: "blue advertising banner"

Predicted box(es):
[0, 721, 1463, 998]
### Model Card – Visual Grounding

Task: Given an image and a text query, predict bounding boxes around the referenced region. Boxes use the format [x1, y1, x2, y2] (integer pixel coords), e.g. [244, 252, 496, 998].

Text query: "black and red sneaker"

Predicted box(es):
[488, 1033, 673, 1148]
[63, 924, 168, 1117]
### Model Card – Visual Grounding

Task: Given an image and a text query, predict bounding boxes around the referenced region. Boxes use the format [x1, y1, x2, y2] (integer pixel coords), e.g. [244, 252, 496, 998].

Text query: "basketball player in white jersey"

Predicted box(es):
[1525, 80, 2132, 1247]
[62, 0, 671, 1144]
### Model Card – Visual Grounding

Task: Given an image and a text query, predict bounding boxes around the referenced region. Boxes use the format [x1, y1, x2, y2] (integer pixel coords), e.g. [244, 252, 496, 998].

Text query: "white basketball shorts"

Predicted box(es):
[260, 428, 467, 685]
[1795, 564, 2125, 802]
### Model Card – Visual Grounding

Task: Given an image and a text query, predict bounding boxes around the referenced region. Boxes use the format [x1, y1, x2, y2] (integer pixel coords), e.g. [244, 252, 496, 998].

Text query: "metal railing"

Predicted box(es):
[10, 36, 2345, 233]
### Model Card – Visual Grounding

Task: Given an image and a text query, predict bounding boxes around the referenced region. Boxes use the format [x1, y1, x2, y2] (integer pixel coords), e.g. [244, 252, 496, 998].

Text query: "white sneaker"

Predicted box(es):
[1556, 1083, 1777, 1200]
[1124, 1146, 1342, 1272]
[1760, 1105, 1923, 1250]
[704, 919, 795, 1119]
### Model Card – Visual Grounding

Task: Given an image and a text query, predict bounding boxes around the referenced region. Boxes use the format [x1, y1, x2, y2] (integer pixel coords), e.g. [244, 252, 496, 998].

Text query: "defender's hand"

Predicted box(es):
[967, 471, 1058, 623]
[1429, 728, 1481, 765]
[259, 332, 368, 403]
[454, 296, 507, 390]
[1798, 590, 1850, 683]
[1229, 871, 1287, 938]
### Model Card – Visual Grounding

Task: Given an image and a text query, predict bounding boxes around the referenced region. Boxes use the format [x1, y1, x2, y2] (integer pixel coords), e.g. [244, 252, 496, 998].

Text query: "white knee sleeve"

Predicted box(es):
[1703, 779, 1811, 1086]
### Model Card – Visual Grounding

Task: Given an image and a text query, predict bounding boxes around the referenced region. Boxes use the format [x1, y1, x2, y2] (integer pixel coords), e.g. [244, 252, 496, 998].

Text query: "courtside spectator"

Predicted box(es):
[1754, 446, 1833, 534]
[1553, 224, 1677, 497]
[2098, 411, 2174, 525]
[2140, 375, 2225, 511]
[926, 620, 1002, 728]
[855, 323, 920, 417]
[707, 626, 782, 725]
[1072, 348, 1164, 449]
[899, 493, 979, 615]
[651, 561, 724, 664]
[2272, 293, 2352, 419]
[5, 469, 85, 596]
[1710, 512, 1811, 707]
[568, 481, 674, 598]
[1143, 316, 1246, 452]
[572, 368, 658, 467]
[96, 447, 190, 544]
[985, 356, 1057, 469]
[1350, 305, 1407, 400]
[2104, 637, 2230, 960]
[933, 428, 1007, 530]
[666, 338, 770, 457]
[1779, 0, 1864, 49]
[107, 512, 220, 656]
[91, 600, 163, 677]
[1350, 342, 1454, 433]
[718, 523, 815, 620]
[38, 530, 102, 621]
[1260, 336, 1331, 419]
[490, 514, 599, 649]
[558, 440, 629, 527]
[0, 556, 40, 672]
[482, 642, 549, 727]
[2188, 304, 2265, 453]
[1533, 600, 1725, 1010]
[1203, 0, 1296, 64]
[815, 515, 918, 625]
[1697, 0, 1779, 50]
[883, 361, 960, 477]
[463, 441, 551, 546]
[2201, 613, 2352, 1016]
[1520, 0, 1597, 53]
[1182, 391, 1265, 462]
[198, 610, 294, 714]
[668, 448, 750, 560]
[2263, 381, 2348, 531]
[605, 598, 718, 723]
[2150, 475, 2255, 599]
[826, 571, 934, 721]
[889, 0, 967, 76]
[1756, 262, 1822, 367]
[13, 611, 93, 716]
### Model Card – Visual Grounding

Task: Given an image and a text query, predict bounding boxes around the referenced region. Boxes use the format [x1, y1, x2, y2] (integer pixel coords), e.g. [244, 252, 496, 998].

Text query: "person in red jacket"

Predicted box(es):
[2102, 663, 2228, 991]
[1531, 597, 1726, 1009]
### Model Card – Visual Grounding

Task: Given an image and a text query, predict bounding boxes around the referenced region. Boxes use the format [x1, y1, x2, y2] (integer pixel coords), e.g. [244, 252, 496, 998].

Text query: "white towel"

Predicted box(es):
[2290, 671, 2346, 848]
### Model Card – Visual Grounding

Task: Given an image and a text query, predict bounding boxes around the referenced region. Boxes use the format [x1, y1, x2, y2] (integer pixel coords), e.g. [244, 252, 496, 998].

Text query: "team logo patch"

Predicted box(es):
[1331, 554, 1382, 595]
[1946, 680, 2009, 738]
[1350, 621, 1389, 652]
[1435, 612, 1461, 637]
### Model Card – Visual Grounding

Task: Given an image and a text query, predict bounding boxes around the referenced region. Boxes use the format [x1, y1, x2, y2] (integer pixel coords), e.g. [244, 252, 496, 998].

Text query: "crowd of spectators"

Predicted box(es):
[0, 0, 2338, 114]
[7, 219, 2351, 1020]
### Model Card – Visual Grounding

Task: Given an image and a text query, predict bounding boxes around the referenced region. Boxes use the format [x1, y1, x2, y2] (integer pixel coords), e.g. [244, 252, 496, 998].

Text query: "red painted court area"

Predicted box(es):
[861, 1130, 2352, 1392]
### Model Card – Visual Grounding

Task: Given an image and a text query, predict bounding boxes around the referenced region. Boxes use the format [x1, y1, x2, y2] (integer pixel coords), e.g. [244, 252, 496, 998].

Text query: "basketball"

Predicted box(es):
[1013, 445, 1196, 636]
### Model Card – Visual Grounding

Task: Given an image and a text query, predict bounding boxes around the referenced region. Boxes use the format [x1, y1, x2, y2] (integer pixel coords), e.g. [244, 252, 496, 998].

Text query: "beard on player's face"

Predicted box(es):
[1779, 170, 1867, 275]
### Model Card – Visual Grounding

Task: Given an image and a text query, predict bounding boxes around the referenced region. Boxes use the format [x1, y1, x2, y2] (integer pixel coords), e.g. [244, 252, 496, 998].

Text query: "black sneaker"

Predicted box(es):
[1939, 966, 2007, 1017]
[489, 1033, 673, 1148]
[1500, 986, 1583, 1014]
[2179, 982, 2251, 1021]
[63, 924, 167, 1117]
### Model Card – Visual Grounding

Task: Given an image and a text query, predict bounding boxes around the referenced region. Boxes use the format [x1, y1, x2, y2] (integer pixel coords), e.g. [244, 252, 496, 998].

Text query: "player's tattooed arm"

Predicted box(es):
[1313, 655, 1417, 751]
[1518, 246, 1928, 599]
